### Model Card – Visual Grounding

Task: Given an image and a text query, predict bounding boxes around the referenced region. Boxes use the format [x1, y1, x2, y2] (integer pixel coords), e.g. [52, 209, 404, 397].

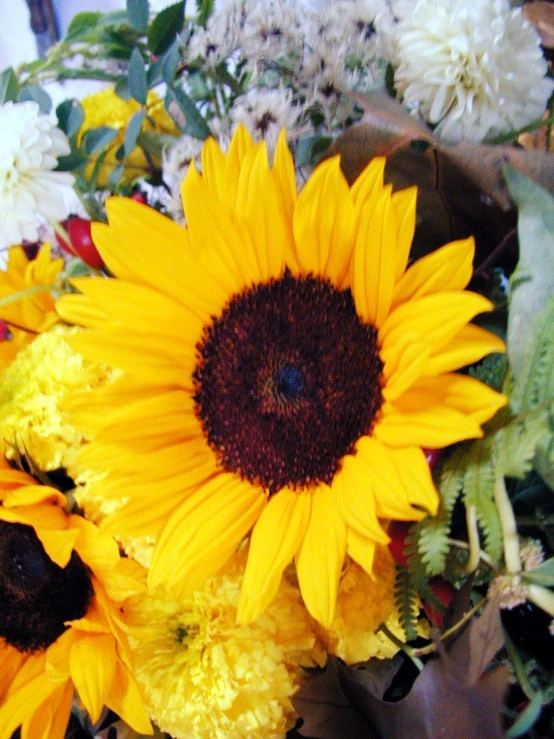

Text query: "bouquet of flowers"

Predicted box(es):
[0, 1, 553, 737]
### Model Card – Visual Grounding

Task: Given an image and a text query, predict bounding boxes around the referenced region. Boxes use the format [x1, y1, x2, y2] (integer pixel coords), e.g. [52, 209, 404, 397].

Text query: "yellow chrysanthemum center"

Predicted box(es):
[0, 325, 115, 471]
[194, 272, 384, 493]
[125, 553, 316, 739]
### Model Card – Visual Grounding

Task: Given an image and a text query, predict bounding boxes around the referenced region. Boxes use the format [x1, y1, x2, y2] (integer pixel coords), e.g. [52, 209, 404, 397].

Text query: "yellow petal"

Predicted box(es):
[330, 454, 389, 543]
[55, 293, 111, 329]
[68, 515, 120, 572]
[350, 157, 386, 208]
[356, 436, 428, 521]
[69, 633, 116, 723]
[392, 186, 417, 279]
[392, 237, 475, 309]
[422, 323, 506, 376]
[346, 527, 377, 575]
[374, 397, 484, 449]
[381, 333, 431, 401]
[238, 488, 311, 624]
[293, 156, 355, 286]
[0, 671, 61, 739]
[295, 485, 347, 628]
[273, 129, 298, 271]
[385, 446, 439, 515]
[105, 659, 153, 735]
[148, 474, 267, 599]
[34, 528, 80, 569]
[26, 680, 74, 739]
[379, 291, 493, 355]
[351, 185, 397, 327]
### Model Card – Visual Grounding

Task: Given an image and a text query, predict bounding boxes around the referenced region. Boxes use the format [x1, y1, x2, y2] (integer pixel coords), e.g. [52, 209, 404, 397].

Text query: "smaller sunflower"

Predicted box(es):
[0, 456, 152, 739]
[124, 548, 317, 739]
[0, 243, 63, 368]
[79, 87, 180, 187]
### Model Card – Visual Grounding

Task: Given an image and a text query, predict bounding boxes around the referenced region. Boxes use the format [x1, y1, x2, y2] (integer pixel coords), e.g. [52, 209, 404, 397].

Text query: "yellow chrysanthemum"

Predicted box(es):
[79, 87, 180, 187]
[317, 548, 411, 664]
[124, 549, 316, 739]
[57, 126, 507, 628]
[0, 457, 152, 739]
[0, 243, 63, 368]
[0, 324, 116, 470]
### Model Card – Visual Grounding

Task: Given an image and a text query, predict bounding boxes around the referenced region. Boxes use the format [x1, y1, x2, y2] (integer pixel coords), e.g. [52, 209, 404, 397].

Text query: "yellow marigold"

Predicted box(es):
[124, 549, 317, 739]
[317, 547, 407, 664]
[0, 457, 152, 739]
[0, 243, 63, 368]
[0, 324, 116, 471]
[79, 87, 180, 187]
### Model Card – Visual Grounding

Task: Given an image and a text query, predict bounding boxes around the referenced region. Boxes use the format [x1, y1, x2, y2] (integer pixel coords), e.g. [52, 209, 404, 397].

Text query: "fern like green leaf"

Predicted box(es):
[394, 565, 419, 642]
[462, 439, 503, 562]
[495, 410, 549, 479]
[416, 447, 465, 576]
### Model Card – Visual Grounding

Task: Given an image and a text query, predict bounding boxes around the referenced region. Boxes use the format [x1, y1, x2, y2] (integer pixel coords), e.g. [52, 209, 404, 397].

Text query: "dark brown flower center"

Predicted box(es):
[193, 273, 383, 494]
[0, 522, 93, 653]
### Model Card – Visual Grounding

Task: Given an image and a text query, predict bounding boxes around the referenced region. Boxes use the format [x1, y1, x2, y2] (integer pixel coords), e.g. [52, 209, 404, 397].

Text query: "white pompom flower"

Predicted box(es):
[393, 0, 554, 143]
[0, 101, 74, 249]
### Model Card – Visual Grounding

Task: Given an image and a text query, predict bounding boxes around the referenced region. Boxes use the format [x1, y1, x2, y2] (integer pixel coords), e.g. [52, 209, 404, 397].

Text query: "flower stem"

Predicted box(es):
[493, 474, 521, 574]
[378, 623, 424, 671]
[413, 598, 485, 657]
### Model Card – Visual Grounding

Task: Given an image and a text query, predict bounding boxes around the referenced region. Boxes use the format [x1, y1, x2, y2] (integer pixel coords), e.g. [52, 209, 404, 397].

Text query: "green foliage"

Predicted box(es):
[416, 448, 465, 576]
[129, 47, 148, 104]
[0, 67, 20, 104]
[147, 1, 186, 55]
[127, 0, 149, 33]
[82, 126, 119, 155]
[393, 565, 419, 642]
[469, 353, 508, 393]
[504, 166, 554, 378]
[166, 86, 211, 139]
[56, 99, 85, 137]
[17, 84, 52, 113]
[196, 0, 215, 27]
[124, 109, 146, 157]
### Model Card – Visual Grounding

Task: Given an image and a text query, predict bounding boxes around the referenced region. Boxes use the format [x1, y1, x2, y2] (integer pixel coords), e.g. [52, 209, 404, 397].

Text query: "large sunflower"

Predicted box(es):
[57, 126, 506, 627]
[0, 456, 152, 739]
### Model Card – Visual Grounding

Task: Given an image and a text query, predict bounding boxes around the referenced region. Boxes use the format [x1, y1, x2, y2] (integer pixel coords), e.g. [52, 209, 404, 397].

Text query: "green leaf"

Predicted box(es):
[463, 440, 503, 562]
[495, 410, 550, 479]
[504, 166, 554, 378]
[65, 11, 102, 41]
[56, 99, 85, 137]
[196, 0, 215, 27]
[393, 565, 419, 642]
[0, 67, 20, 104]
[124, 109, 146, 157]
[127, 0, 149, 32]
[166, 87, 210, 140]
[162, 40, 180, 85]
[83, 126, 119, 155]
[506, 690, 544, 738]
[107, 163, 126, 190]
[509, 294, 554, 489]
[55, 151, 88, 171]
[129, 47, 148, 105]
[137, 130, 177, 158]
[522, 557, 554, 587]
[147, 1, 185, 55]
[417, 447, 465, 576]
[18, 85, 52, 114]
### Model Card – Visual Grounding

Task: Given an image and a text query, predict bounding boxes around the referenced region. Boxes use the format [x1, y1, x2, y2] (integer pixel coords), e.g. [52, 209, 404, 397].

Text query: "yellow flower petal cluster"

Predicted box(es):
[79, 87, 180, 187]
[124, 549, 317, 739]
[57, 126, 507, 629]
[317, 547, 407, 664]
[0, 243, 63, 369]
[0, 457, 152, 739]
[0, 324, 116, 472]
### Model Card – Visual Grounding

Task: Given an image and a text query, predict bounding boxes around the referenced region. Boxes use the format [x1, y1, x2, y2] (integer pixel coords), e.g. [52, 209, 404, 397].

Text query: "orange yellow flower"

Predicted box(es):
[0, 456, 152, 739]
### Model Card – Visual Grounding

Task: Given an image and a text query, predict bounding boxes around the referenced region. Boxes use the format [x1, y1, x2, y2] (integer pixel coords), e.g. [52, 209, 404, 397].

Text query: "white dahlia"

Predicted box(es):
[0, 101, 74, 249]
[393, 0, 554, 143]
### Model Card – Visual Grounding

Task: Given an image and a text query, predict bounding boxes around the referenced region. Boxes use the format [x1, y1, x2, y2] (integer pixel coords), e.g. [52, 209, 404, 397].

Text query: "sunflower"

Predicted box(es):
[0, 456, 152, 739]
[57, 126, 506, 627]
[0, 243, 63, 368]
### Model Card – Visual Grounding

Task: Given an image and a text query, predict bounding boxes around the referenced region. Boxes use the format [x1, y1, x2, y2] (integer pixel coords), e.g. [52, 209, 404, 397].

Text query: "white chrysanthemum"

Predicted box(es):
[0, 101, 74, 249]
[241, 0, 305, 73]
[393, 0, 554, 143]
[231, 87, 299, 151]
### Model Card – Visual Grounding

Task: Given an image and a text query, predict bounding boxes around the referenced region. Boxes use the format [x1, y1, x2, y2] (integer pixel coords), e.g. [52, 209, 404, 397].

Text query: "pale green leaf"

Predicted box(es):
[463, 440, 503, 561]
[504, 166, 554, 378]
[522, 557, 554, 588]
